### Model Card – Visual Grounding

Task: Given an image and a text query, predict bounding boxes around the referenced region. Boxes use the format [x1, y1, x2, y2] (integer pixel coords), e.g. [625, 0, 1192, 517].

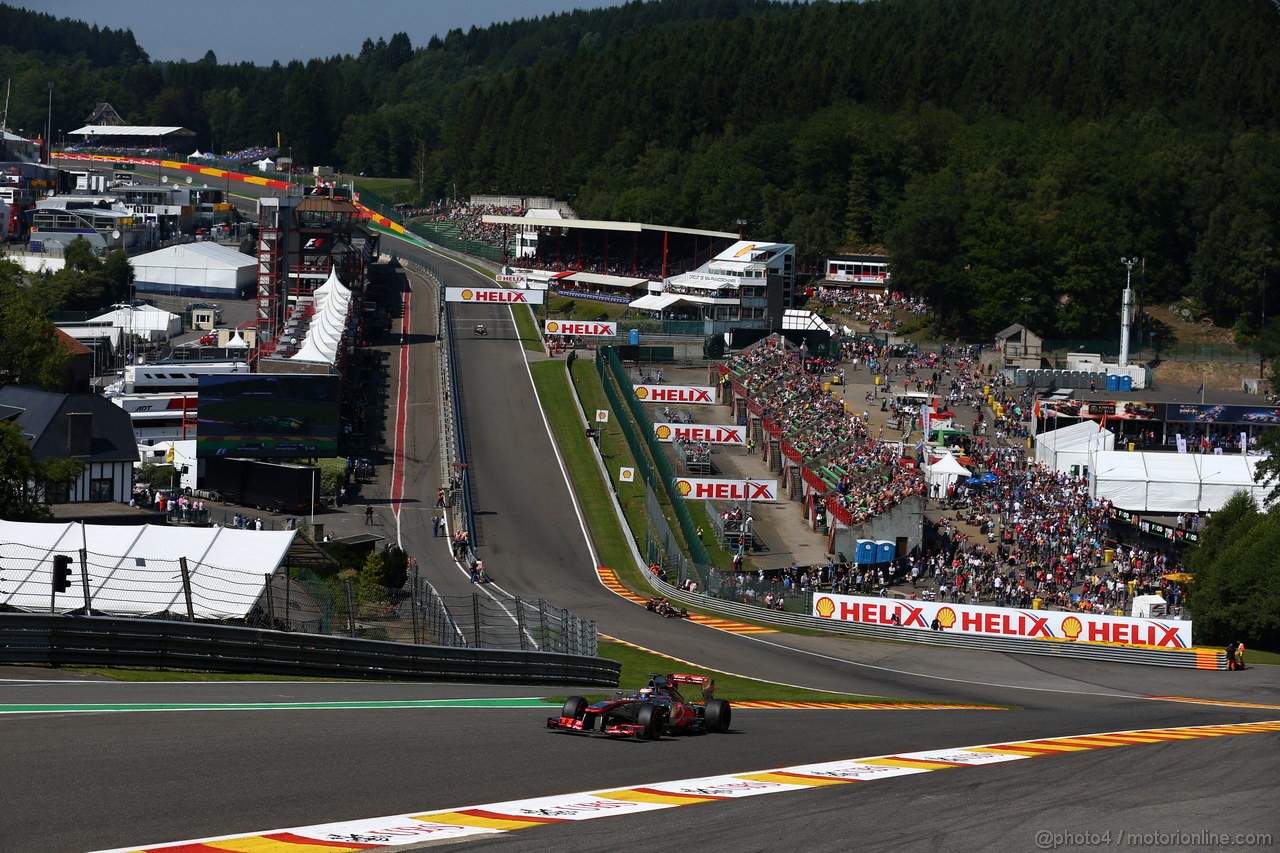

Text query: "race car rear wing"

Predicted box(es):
[669, 673, 715, 699]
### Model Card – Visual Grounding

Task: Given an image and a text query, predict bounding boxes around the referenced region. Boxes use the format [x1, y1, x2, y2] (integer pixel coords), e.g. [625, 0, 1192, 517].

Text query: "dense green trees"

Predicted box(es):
[1184, 492, 1280, 650]
[0, 260, 69, 390]
[4, 0, 1280, 338]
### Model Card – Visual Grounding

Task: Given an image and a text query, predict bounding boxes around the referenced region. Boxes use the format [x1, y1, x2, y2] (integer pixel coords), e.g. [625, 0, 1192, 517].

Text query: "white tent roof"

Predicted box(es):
[224, 330, 250, 349]
[927, 454, 971, 476]
[1034, 420, 1116, 470]
[87, 304, 182, 333]
[292, 269, 351, 364]
[782, 309, 836, 335]
[131, 242, 257, 273]
[630, 293, 683, 311]
[0, 519, 295, 619]
[1091, 450, 1269, 513]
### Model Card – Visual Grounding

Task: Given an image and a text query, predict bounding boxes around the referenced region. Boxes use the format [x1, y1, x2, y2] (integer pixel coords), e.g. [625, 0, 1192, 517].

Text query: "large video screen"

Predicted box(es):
[196, 374, 340, 459]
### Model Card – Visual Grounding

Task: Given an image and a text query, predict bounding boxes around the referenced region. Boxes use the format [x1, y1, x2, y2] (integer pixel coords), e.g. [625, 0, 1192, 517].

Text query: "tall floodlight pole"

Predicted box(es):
[1119, 257, 1140, 367]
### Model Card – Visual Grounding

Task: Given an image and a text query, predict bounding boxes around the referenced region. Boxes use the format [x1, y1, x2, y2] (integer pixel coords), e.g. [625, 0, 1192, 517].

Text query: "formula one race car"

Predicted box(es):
[645, 597, 689, 618]
[548, 673, 732, 740]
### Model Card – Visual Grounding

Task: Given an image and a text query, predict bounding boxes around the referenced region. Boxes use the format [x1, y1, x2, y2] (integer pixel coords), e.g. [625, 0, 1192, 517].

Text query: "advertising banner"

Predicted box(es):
[810, 592, 1193, 649]
[654, 422, 745, 445]
[496, 274, 527, 284]
[1165, 402, 1280, 425]
[672, 477, 778, 502]
[634, 384, 716, 405]
[445, 286, 543, 305]
[544, 320, 617, 336]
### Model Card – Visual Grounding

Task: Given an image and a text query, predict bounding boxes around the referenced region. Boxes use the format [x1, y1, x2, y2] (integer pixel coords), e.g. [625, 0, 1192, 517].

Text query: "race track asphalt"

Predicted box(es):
[13, 177, 1275, 852]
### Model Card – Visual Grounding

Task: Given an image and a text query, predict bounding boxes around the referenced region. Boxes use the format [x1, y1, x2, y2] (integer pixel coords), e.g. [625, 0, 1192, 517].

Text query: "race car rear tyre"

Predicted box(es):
[704, 698, 731, 733]
[636, 703, 665, 740]
[561, 696, 588, 720]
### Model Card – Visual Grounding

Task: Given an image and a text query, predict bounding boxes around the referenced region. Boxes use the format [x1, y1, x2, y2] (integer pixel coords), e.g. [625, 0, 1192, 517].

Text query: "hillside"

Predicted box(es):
[1, 0, 1279, 342]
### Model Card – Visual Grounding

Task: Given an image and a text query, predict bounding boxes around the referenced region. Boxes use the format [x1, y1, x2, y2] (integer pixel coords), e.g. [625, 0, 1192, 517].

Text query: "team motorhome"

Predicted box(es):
[111, 393, 198, 445]
[105, 360, 246, 395]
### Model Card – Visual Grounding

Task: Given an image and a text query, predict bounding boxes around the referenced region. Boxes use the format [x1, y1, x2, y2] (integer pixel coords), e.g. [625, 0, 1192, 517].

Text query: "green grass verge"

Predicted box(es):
[353, 177, 416, 203]
[1239, 648, 1280, 665]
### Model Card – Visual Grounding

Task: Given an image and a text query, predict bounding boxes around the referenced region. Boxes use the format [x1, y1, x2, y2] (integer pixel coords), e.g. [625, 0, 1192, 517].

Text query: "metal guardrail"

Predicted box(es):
[645, 574, 1224, 670]
[0, 614, 620, 685]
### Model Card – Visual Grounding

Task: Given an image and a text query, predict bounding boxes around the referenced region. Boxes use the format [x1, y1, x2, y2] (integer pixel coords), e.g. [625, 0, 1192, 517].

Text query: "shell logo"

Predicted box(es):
[635, 386, 650, 399]
[937, 607, 957, 629]
[733, 243, 758, 258]
[655, 424, 672, 440]
[1061, 616, 1083, 640]
[815, 596, 836, 618]
[546, 321, 560, 333]
[675, 479, 692, 497]
[461, 289, 474, 300]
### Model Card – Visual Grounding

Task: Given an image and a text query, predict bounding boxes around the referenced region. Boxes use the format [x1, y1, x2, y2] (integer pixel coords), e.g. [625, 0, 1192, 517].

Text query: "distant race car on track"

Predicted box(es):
[547, 673, 732, 740]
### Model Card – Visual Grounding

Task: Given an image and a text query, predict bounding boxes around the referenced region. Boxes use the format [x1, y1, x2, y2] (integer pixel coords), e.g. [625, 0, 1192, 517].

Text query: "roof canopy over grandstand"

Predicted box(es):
[483, 211, 738, 240]
[68, 125, 196, 150]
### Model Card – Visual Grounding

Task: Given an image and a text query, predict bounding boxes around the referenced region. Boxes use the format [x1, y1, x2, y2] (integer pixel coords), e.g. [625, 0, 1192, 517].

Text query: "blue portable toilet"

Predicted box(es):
[1105, 374, 1119, 392]
[876, 540, 896, 564]
[854, 539, 876, 565]
[629, 328, 640, 346]
[1119, 375, 1133, 392]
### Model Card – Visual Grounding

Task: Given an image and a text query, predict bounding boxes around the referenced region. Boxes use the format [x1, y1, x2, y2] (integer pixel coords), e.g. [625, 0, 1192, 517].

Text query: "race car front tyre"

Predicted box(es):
[636, 703, 665, 740]
[704, 698, 731, 733]
[562, 696, 588, 720]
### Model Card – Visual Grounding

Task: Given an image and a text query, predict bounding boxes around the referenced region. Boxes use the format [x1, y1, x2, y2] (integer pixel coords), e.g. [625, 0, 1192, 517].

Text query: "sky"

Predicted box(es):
[16, 0, 631, 64]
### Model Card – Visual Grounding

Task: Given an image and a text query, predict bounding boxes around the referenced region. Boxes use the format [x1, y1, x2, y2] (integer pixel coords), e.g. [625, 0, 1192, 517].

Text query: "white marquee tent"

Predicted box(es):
[130, 242, 257, 299]
[0, 519, 295, 619]
[1090, 450, 1269, 513]
[87, 304, 183, 342]
[924, 452, 971, 495]
[1035, 420, 1116, 473]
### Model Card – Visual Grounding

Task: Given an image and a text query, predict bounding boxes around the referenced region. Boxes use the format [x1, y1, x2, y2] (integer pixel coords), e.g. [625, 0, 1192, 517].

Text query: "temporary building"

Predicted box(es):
[1035, 420, 1116, 473]
[253, 157, 276, 172]
[924, 452, 971, 495]
[0, 519, 295, 619]
[1090, 450, 1269, 513]
[130, 242, 256, 299]
[87, 304, 183, 342]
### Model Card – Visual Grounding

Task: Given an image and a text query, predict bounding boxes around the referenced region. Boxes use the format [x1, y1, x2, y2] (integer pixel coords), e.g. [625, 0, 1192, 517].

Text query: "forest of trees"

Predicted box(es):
[2, 0, 1279, 339]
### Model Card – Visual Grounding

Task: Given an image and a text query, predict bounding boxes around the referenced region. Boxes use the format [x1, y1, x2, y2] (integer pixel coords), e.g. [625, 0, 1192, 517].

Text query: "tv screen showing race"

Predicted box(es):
[196, 374, 340, 459]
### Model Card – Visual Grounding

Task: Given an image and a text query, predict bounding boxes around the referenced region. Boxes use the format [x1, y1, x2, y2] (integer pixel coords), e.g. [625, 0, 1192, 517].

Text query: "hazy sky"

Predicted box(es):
[16, 0, 630, 64]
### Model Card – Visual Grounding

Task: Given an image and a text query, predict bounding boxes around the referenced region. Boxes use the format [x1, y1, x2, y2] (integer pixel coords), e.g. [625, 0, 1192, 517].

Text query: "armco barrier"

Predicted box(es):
[0, 614, 621, 685]
[645, 575, 1224, 670]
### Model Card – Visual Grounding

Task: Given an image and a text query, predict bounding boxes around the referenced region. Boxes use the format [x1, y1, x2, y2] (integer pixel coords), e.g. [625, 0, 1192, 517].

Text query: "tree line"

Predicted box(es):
[2, 0, 1279, 339]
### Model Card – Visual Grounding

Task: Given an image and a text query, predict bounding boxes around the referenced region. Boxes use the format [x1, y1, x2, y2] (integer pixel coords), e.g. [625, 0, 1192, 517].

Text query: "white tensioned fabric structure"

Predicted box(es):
[0, 519, 296, 619]
[291, 267, 351, 364]
[924, 452, 971, 493]
[1034, 420, 1116, 473]
[1089, 450, 1269, 513]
